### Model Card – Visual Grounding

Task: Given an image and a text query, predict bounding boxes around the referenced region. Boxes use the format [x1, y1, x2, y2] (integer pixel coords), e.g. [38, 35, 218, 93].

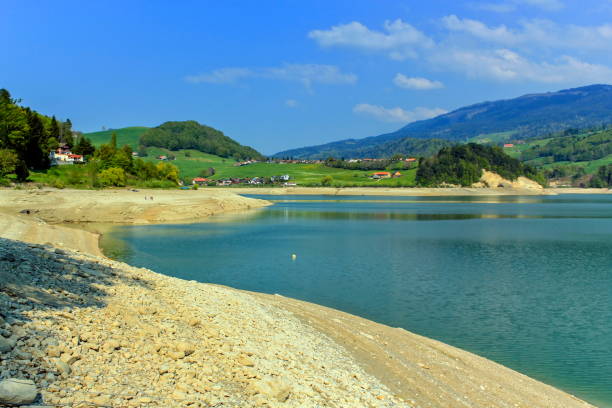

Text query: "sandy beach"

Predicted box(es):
[0, 188, 596, 407]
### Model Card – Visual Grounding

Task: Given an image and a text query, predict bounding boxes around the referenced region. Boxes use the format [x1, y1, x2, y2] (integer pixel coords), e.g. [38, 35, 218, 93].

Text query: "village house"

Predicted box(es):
[503, 143, 514, 148]
[393, 171, 402, 178]
[371, 171, 391, 179]
[49, 144, 85, 166]
[191, 177, 210, 186]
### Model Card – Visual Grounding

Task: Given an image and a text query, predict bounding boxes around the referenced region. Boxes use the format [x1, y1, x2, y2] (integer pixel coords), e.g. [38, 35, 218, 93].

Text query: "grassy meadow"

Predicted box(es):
[33, 128, 417, 188]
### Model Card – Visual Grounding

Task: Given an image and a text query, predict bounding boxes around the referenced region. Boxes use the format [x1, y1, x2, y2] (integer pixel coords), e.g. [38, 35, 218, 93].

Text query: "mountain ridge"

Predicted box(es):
[275, 84, 612, 159]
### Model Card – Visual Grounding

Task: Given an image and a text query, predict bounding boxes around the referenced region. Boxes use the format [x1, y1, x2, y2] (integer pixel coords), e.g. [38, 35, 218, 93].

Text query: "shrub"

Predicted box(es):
[98, 167, 126, 187]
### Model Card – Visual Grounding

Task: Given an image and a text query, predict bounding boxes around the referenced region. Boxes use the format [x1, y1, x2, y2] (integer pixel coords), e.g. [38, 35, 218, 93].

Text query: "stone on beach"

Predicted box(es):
[0, 378, 37, 406]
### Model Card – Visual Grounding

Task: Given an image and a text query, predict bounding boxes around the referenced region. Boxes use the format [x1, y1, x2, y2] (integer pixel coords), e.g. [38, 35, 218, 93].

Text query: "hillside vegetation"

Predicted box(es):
[140, 121, 264, 161]
[276, 84, 612, 159]
[86, 127, 149, 151]
[0, 89, 75, 182]
[416, 144, 544, 187]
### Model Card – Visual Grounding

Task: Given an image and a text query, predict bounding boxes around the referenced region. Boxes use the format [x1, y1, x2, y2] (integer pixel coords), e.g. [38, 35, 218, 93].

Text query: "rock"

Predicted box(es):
[54, 359, 71, 376]
[60, 354, 80, 365]
[237, 355, 255, 367]
[0, 336, 14, 353]
[249, 377, 292, 402]
[102, 339, 120, 352]
[46, 346, 61, 358]
[167, 350, 185, 360]
[175, 342, 195, 356]
[0, 378, 38, 406]
[54, 248, 66, 255]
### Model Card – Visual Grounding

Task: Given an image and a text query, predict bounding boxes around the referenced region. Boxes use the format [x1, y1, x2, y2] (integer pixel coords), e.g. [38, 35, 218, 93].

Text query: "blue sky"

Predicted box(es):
[2, 0, 612, 154]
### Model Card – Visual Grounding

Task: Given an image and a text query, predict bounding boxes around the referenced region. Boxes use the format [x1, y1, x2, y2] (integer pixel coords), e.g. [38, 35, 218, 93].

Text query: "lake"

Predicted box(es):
[102, 194, 612, 407]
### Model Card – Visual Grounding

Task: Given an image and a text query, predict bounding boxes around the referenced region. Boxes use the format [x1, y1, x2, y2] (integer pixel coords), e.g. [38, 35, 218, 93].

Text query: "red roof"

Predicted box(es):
[503, 143, 514, 148]
[373, 172, 391, 176]
[68, 154, 82, 158]
[192, 177, 209, 182]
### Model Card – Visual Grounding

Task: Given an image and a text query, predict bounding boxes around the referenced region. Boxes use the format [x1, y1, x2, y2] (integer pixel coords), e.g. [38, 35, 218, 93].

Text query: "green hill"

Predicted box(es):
[85, 127, 149, 150]
[140, 121, 264, 161]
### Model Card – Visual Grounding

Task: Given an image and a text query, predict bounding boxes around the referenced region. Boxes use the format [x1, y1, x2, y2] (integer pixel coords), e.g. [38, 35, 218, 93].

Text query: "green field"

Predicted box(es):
[85, 127, 149, 150]
[468, 131, 517, 144]
[82, 127, 418, 187]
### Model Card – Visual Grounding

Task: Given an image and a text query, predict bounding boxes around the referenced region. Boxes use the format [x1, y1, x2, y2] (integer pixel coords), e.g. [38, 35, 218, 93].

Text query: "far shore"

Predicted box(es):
[0, 187, 598, 407]
[217, 186, 612, 196]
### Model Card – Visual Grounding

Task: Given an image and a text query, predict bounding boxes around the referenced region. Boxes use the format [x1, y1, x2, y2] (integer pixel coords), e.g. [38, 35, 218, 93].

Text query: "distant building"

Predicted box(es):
[192, 177, 209, 186]
[503, 143, 514, 148]
[371, 171, 391, 179]
[49, 146, 85, 165]
[393, 171, 402, 178]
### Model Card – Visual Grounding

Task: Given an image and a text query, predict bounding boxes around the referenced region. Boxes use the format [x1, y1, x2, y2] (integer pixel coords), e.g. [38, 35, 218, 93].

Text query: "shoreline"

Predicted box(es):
[0, 188, 597, 407]
[216, 186, 612, 196]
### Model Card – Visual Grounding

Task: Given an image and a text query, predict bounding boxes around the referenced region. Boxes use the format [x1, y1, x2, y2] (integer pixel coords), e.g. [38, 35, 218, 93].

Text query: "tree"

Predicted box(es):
[0, 148, 18, 177]
[61, 118, 74, 147]
[49, 116, 60, 143]
[110, 132, 117, 150]
[321, 175, 333, 186]
[24, 110, 50, 169]
[98, 167, 126, 186]
[72, 137, 95, 157]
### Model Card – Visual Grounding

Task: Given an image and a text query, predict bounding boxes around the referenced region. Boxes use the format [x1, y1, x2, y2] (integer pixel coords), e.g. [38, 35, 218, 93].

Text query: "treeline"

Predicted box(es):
[140, 121, 264, 161]
[416, 143, 544, 187]
[0, 89, 76, 181]
[521, 128, 612, 163]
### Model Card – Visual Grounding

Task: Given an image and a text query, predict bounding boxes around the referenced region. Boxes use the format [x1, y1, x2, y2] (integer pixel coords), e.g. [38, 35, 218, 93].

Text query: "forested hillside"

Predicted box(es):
[519, 128, 612, 163]
[140, 121, 264, 161]
[416, 144, 543, 187]
[0, 89, 74, 181]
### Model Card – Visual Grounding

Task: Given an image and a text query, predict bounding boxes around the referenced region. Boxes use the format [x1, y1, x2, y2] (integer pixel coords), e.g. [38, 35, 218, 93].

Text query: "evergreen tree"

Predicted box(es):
[72, 137, 95, 157]
[110, 132, 117, 150]
[49, 116, 60, 144]
[24, 109, 50, 169]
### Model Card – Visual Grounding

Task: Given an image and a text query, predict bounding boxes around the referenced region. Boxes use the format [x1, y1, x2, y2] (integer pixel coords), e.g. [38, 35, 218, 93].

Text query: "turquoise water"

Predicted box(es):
[103, 194, 612, 407]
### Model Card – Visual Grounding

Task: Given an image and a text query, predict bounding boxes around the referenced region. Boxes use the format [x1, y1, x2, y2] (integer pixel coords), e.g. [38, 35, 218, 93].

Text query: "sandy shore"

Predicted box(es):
[0, 188, 596, 407]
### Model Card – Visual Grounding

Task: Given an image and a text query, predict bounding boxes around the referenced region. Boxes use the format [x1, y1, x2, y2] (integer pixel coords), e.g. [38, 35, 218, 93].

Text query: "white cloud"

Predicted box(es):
[393, 74, 444, 90]
[185, 68, 252, 84]
[285, 99, 298, 108]
[353, 104, 447, 123]
[442, 15, 518, 44]
[430, 48, 612, 83]
[471, 0, 563, 12]
[518, 0, 563, 11]
[442, 15, 612, 51]
[186, 64, 357, 88]
[308, 19, 434, 60]
[264, 64, 357, 87]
